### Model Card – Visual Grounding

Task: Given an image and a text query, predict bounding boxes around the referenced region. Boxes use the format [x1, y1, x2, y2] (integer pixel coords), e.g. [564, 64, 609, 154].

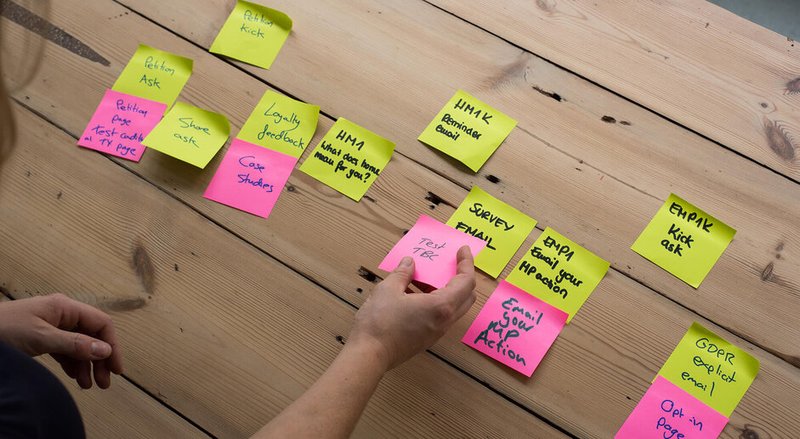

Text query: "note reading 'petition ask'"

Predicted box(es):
[631, 193, 735, 288]
[210, 0, 292, 69]
[506, 227, 609, 323]
[447, 186, 537, 278]
[418, 90, 516, 172]
[379, 215, 487, 289]
[78, 89, 166, 162]
[656, 322, 759, 417]
[204, 139, 296, 218]
[237, 90, 320, 158]
[142, 102, 230, 168]
[298, 118, 394, 202]
[615, 376, 728, 439]
[112, 44, 192, 107]
[462, 281, 567, 377]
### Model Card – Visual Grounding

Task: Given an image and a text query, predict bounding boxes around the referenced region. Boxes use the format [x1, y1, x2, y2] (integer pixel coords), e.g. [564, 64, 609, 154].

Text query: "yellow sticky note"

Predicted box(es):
[631, 194, 735, 288]
[237, 90, 319, 158]
[112, 45, 193, 106]
[418, 90, 516, 171]
[298, 118, 394, 201]
[447, 186, 537, 278]
[142, 102, 230, 168]
[657, 322, 759, 417]
[506, 227, 609, 322]
[209, 0, 292, 69]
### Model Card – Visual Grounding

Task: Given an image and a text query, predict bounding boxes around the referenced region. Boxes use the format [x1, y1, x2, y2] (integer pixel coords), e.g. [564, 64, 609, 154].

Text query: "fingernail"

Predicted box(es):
[399, 256, 413, 268]
[90, 342, 111, 358]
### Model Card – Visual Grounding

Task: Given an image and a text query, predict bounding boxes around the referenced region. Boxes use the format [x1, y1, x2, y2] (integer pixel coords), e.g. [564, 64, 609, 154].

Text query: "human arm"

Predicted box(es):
[252, 246, 477, 438]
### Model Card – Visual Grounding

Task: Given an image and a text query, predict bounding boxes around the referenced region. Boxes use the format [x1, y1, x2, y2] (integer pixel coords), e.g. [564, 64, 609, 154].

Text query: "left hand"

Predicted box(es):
[0, 293, 124, 389]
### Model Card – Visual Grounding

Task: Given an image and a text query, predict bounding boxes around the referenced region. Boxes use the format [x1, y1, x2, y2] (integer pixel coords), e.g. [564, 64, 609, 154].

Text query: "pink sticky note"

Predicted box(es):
[379, 214, 487, 288]
[462, 281, 567, 377]
[77, 89, 166, 162]
[203, 139, 297, 218]
[616, 376, 729, 439]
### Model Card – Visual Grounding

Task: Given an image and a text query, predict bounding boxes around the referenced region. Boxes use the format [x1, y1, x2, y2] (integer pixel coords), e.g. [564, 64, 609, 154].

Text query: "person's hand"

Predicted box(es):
[0, 293, 123, 389]
[349, 246, 477, 371]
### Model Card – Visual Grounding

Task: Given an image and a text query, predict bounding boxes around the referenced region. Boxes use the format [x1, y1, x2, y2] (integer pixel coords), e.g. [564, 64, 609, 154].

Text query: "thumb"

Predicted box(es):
[381, 256, 415, 292]
[46, 328, 112, 361]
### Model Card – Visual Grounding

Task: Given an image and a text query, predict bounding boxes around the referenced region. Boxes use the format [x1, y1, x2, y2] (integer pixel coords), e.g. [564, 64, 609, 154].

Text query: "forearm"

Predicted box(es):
[253, 337, 388, 439]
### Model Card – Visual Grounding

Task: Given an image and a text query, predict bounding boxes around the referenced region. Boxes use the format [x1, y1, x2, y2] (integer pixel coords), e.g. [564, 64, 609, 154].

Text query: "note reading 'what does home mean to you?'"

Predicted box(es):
[210, 0, 292, 69]
[112, 44, 192, 107]
[204, 139, 296, 219]
[379, 215, 487, 289]
[462, 281, 567, 377]
[142, 102, 230, 168]
[237, 90, 320, 158]
[631, 194, 735, 288]
[418, 90, 516, 172]
[78, 89, 166, 162]
[298, 118, 394, 202]
[447, 186, 537, 278]
[506, 227, 609, 323]
[615, 376, 728, 439]
[656, 322, 759, 417]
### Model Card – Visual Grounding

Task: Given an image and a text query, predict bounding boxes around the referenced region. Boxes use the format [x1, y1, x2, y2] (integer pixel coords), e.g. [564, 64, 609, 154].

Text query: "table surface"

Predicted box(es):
[1, 0, 799, 438]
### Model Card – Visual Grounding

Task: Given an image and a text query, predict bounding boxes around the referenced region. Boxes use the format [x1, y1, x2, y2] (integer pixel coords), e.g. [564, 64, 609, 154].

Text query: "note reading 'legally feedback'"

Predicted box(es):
[237, 90, 320, 158]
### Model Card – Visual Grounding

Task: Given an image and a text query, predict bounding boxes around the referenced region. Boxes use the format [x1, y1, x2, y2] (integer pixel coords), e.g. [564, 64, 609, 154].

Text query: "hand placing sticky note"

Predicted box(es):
[298, 118, 394, 201]
[204, 139, 296, 218]
[656, 322, 759, 417]
[379, 215, 486, 289]
[418, 90, 516, 172]
[462, 281, 567, 377]
[506, 227, 609, 323]
[112, 45, 192, 107]
[210, 0, 292, 69]
[632, 194, 735, 288]
[237, 90, 319, 157]
[616, 376, 728, 439]
[447, 186, 537, 278]
[142, 102, 230, 168]
[78, 89, 166, 162]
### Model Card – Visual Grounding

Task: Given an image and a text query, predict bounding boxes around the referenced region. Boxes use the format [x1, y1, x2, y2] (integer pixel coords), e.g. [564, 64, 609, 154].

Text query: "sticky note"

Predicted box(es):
[616, 376, 728, 439]
[298, 118, 394, 201]
[77, 89, 166, 162]
[656, 322, 758, 417]
[209, 0, 292, 69]
[112, 44, 193, 106]
[632, 194, 735, 288]
[462, 281, 567, 377]
[203, 139, 296, 218]
[142, 102, 230, 168]
[447, 186, 537, 278]
[378, 215, 487, 289]
[237, 90, 319, 157]
[418, 90, 516, 172]
[506, 227, 609, 322]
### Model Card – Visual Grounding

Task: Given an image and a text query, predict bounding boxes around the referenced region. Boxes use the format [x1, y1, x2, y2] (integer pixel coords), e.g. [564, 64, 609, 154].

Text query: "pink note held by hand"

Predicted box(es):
[616, 375, 728, 439]
[462, 281, 567, 377]
[77, 89, 166, 162]
[378, 214, 486, 289]
[203, 139, 297, 218]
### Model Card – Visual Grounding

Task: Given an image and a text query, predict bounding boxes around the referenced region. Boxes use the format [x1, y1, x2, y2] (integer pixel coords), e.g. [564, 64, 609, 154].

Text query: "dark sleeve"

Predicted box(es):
[0, 342, 85, 439]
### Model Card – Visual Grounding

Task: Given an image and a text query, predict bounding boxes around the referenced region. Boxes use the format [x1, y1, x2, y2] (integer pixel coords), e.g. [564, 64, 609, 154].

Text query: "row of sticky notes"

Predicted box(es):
[616, 323, 759, 438]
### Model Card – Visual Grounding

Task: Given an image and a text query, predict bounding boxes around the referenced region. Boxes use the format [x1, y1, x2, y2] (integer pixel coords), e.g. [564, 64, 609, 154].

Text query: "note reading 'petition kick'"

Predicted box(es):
[142, 102, 230, 168]
[210, 0, 292, 70]
[631, 194, 735, 288]
[418, 90, 516, 172]
[238, 90, 320, 158]
[447, 186, 537, 278]
[112, 44, 192, 107]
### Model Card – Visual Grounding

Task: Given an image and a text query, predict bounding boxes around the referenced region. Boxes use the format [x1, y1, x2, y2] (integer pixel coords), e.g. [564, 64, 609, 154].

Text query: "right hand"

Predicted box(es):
[349, 246, 477, 371]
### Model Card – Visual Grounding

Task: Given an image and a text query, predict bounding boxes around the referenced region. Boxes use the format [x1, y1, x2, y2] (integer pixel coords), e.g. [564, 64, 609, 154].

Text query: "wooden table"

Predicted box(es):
[1, 0, 798, 437]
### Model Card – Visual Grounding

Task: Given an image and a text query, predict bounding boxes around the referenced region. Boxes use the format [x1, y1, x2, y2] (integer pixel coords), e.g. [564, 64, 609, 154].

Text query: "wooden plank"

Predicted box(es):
[69, 0, 800, 364]
[426, 0, 800, 180]
[3, 1, 799, 437]
[0, 105, 566, 438]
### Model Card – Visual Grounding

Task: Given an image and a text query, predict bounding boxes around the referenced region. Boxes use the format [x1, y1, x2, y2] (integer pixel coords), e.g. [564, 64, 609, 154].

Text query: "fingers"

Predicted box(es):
[76, 360, 92, 389]
[46, 328, 112, 362]
[435, 246, 476, 306]
[379, 257, 415, 294]
[51, 353, 79, 379]
[93, 359, 111, 389]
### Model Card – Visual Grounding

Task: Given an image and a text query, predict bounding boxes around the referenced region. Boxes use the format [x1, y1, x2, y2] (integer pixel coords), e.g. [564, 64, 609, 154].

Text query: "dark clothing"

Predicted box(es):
[0, 342, 85, 439]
